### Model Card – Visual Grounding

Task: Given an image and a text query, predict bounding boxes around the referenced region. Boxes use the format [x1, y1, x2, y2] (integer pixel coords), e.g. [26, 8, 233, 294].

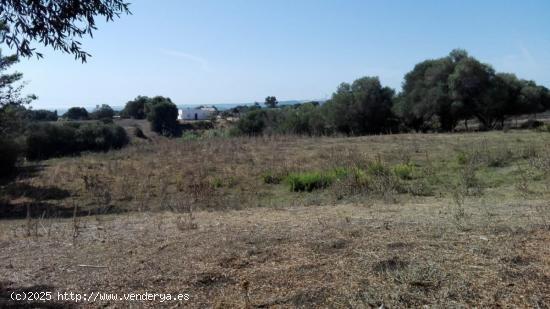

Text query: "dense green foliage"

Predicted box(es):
[264, 96, 278, 108]
[324, 77, 397, 134]
[26, 122, 129, 160]
[395, 49, 550, 131]
[0, 135, 19, 175]
[121, 96, 148, 119]
[25, 109, 58, 121]
[63, 107, 89, 120]
[122, 96, 180, 136]
[0, 0, 130, 62]
[90, 104, 114, 120]
[1, 2, 130, 174]
[234, 77, 397, 136]
[0, 51, 35, 175]
[234, 50, 550, 136]
[145, 97, 180, 136]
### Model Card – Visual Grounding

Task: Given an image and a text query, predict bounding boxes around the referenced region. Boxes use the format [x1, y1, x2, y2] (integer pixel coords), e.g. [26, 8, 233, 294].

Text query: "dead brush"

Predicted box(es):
[459, 157, 483, 196]
[82, 173, 112, 214]
[173, 198, 198, 231]
[515, 163, 536, 198]
[451, 184, 468, 231]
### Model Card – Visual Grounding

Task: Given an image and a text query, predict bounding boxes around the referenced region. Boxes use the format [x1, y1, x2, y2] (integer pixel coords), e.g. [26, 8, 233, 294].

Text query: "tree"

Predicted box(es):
[0, 0, 131, 62]
[449, 56, 496, 129]
[122, 96, 149, 119]
[264, 96, 278, 108]
[64, 107, 89, 120]
[236, 109, 267, 135]
[324, 77, 396, 135]
[484, 73, 523, 127]
[0, 50, 35, 175]
[26, 109, 58, 121]
[518, 80, 548, 117]
[397, 50, 471, 132]
[91, 104, 114, 120]
[146, 98, 179, 136]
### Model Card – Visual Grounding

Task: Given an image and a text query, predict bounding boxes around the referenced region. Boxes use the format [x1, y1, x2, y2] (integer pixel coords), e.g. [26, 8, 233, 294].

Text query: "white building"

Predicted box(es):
[178, 107, 214, 121]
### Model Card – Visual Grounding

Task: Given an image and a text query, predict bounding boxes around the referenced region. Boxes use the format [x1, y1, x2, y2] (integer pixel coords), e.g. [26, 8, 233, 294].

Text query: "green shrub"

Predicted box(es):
[367, 160, 391, 176]
[181, 131, 200, 141]
[0, 136, 20, 176]
[456, 152, 469, 165]
[211, 177, 224, 188]
[520, 119, 544, 129]
[535, 124, 550, 133]
[147, 100, 180, 137]
[26, 122, 129, 160]
[393, 163, 415, 180]
[287, 171, 335, 192]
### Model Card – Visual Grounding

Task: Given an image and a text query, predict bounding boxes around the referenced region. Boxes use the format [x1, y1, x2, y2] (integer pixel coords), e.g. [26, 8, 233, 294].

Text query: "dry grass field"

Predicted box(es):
[1, 129, 550, 308]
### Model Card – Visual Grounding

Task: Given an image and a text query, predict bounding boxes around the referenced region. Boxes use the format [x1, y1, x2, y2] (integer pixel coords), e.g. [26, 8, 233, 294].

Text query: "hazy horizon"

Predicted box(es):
[8, 0, 550, 109]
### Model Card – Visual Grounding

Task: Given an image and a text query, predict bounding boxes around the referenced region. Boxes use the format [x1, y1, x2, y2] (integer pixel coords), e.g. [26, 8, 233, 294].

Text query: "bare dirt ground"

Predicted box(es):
[1, 201, 549, 308]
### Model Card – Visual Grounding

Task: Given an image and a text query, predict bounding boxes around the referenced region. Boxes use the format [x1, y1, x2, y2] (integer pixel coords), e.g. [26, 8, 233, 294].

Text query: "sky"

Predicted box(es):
[7, 0, 550, 110]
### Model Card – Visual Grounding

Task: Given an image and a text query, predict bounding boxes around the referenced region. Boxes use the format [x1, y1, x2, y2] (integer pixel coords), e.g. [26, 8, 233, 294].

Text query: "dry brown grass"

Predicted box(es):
[1, 129, 550, 307]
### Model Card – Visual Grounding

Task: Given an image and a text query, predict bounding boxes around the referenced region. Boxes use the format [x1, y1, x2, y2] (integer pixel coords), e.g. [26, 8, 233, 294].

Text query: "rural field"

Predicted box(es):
[1, 128, 550, 308]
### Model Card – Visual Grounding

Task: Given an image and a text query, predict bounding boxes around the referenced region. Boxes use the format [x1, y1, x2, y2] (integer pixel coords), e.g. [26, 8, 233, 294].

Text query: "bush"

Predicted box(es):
[0, 136, 20, 176]
[393, 163, 415, 180]
[536, 123, 550, 133]
[63, 107, 89, 120]
[520, 119, 544, 129]
[287, 171, 335, 192]
[26, 122, 129, 160]
[26, 109, 58, 121]
[147, 101, 180, 137]
[367, 160, 391, 176]
[456, 152, 469, 165]
[236, 109, 267, 135]
[133, 127, 147, 139]
[90, 104, 114, 120]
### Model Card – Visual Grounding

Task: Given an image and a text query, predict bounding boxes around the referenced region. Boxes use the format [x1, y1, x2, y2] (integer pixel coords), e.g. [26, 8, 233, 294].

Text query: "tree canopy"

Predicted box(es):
[395, 49, 550, 131]
[91, 104, 114, 120]
[264, 96, 278, 108]
[64, 107, 89, 120]
[0, 0, 131, 62]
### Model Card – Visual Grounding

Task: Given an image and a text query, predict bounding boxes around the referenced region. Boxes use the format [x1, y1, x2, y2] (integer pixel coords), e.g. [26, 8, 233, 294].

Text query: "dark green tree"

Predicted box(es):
[396, 50, 470, 132]
[26, 109, 58, 121]
[518, 80, 548, 116]
[0, 51, 35, 175]
[0, 0, 131, 62]
[146, 98, 179, 136]
[264, 96, 278, 108]
[64, 107, 89, 120]
[122, 96, 149, 119]
[91, 104, 114, 120]
[448, 56, 497, 129]
[324, 77, 396, 135]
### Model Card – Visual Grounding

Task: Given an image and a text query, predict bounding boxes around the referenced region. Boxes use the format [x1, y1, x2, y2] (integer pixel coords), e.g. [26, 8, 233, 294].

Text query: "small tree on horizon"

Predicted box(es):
[264, 96, 278, 108]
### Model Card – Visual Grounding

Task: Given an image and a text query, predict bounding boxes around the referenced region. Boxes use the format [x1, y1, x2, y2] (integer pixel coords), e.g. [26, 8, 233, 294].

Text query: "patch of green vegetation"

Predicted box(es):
[456, 152, 469, 165]
[287, 171, 336, 192]
[393, 163, 415, 180]
[181, 131, 201, 141]
[211, 177, 224, 188]
[367, 160, 391, 176]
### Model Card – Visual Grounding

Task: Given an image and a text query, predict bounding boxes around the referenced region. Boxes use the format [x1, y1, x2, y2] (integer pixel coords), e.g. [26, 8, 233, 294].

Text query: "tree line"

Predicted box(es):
[234, 50, 550, 136]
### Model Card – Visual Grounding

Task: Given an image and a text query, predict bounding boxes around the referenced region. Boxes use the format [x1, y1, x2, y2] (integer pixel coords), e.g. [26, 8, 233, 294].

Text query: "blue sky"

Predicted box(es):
[8, 0, 550, 110]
